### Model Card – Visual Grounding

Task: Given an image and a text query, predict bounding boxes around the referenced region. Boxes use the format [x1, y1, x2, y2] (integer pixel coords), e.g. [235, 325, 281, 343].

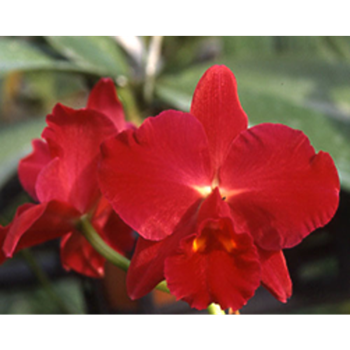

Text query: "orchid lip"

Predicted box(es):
[191, 219, 239, 254]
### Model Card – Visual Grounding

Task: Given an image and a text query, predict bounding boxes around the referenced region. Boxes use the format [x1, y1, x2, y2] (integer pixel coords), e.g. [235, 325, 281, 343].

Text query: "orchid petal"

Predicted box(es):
[190, 65, 248, 169]
[87, 78, 127, 132]
[164, 189, 260, 311]
[258, 248, 292, 302]
[36, 104, 117, 213]
[91, 196, 135, 255]
[220, 123, 340, 250]
[2, 201, 79, 258]
[99, 110, 213, 240]
[18, 139, 51, 201]
[0, 225, 7, 264]
[60, 231, 106, 278]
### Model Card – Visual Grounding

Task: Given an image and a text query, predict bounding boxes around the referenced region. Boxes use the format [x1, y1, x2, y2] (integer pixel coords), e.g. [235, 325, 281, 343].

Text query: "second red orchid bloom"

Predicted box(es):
[0, 79, 135, 278]
[99, 65, 340, 310]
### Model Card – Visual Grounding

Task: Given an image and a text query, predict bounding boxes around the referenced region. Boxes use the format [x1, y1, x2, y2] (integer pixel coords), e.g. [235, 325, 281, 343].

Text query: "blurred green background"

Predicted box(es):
[1, 36, 350, 314]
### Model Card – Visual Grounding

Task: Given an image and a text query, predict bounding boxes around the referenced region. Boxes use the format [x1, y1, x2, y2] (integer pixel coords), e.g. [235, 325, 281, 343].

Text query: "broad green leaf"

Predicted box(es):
[0, 38, 93, 77]
[46, 36, 129, 78]
[0, 118, 45, 188]
[221, 37, 350, 61]
[156, 58, 350, 191]
[222, 36, 276, 57]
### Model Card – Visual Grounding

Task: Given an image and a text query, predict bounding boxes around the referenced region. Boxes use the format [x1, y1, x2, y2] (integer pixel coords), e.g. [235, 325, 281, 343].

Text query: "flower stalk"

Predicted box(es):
[77, 215, 170, 294]
[78, 215, 226, 314]
[78, 214, 130, 271]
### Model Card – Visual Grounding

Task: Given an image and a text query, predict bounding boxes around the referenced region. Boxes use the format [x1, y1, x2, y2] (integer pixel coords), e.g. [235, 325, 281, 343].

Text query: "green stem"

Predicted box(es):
[77, 215, 170, 294]
[207, 303, 226, 315]
[143, 36, 163, 104]
[79, 216, 229, 312]
[78, 214, 130, 271]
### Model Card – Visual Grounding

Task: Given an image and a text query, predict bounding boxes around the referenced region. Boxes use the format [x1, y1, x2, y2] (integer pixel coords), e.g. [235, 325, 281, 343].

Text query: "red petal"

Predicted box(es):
[87, 78, 127, 132]
[127, 201, 200, 299]
[60, 231, 105, 278]
[127, 237, 167, 299]
[2, 201, 80, 258]
[91, 196, 135, 255]
[36, 104, 117, 213]
[99, 110, 213, 240]
[60, 197, 135, 279]
[0, 225, 7, 264]
[220, 123, 340, 250]
[127, 190, 262, 309]
[258, 248, 292, 302]
[60, 197, 134, 278]
[18, 139, 51, 201]
[190, 65, 248, 169]
[164, 190, 260, 311]
[165, 235, 260, 311]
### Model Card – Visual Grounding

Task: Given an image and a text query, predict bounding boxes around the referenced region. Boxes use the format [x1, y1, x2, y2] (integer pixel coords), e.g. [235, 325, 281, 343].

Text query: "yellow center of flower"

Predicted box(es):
[192, 178, 245, 200]
[192, 185, 212, 197]
[192, 220, 238, 254]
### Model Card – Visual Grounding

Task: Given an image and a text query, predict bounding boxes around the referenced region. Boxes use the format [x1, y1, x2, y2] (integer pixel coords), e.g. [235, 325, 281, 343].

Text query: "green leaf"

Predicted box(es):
[46, 36, 130, 78]
[0, 118, 45, 188]
[0, 38, 93, 77]
[221, 37, 350, 61]
[155, 57, 350, 191]
[222, 36, 276, 57]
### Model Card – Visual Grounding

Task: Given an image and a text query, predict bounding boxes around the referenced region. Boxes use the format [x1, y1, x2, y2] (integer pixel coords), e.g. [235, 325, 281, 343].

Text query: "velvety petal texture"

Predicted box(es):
[99, 110, 213, 240]
[220, 123, 340, 250]
[18, 139, 51, 201]
[190, 65, 248, 169]
[36, 104, 117, 213]
[127, 202, 201, 299]
[1, 78, 135, 279]
[164, 189, 260, 310]
[87, 78, 127, 132]
[60, 231, 106, 278]
[2, 201, 80, 258]
[127, 189, 261, 310]
[258, 248, 292, 302]
[100, 65, 340, 310]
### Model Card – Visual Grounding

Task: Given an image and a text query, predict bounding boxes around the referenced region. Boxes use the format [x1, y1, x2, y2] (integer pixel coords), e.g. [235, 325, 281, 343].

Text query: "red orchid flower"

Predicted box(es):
[99, 65, 340, 310]
[0, 78, 135, 278]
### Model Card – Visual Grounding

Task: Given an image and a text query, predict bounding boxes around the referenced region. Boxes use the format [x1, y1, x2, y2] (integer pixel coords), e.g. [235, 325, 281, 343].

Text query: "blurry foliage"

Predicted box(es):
[156, 37, 350, 190]
[0, 275, 85, 314]
[1, 36, 350, 314]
